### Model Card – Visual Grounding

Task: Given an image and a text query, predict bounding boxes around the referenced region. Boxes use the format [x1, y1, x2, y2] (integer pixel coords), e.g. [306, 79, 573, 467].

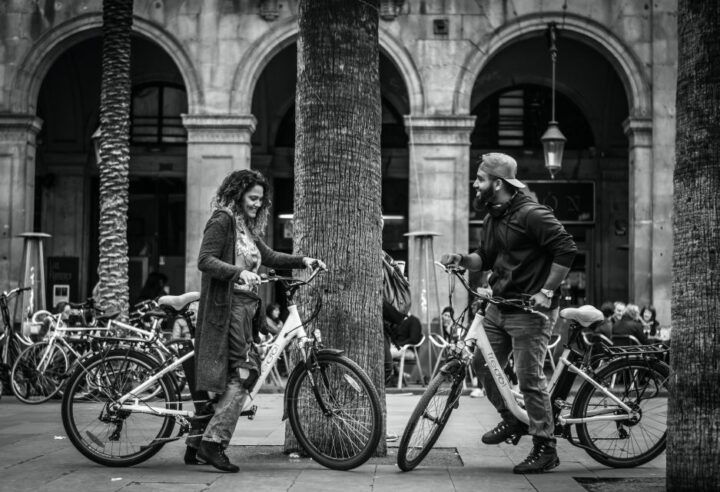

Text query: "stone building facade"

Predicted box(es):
[0, 0, 676, 325]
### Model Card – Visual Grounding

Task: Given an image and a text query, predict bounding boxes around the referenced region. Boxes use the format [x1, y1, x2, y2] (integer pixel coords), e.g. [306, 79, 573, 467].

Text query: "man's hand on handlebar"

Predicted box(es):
[529, 291, 552, 309]
[439, 253, 463, 267]
[302, 257, 327, 271]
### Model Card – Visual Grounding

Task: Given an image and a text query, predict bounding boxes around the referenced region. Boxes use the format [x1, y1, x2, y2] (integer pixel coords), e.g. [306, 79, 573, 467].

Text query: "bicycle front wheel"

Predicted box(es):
[12, 341, 69, 404]
[286, 352, 382, 470]
[572, 358, 668, 468]
[397, 368, 464, 471]
[61, 349, 179, 467]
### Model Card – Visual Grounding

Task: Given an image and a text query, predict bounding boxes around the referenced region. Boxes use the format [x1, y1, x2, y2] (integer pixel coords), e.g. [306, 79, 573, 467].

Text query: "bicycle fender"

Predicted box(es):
[316, 348, 344, 357]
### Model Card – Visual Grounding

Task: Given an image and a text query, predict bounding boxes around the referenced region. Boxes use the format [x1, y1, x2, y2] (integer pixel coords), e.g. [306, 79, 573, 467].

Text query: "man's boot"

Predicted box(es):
[481, 419, 528, 445]
[197, 440, 239, 473]
[512, 436, 559, 474]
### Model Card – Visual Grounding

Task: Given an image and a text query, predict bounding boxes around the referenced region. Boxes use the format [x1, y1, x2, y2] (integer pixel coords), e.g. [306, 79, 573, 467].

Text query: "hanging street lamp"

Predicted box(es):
[541, 22, 566, 179]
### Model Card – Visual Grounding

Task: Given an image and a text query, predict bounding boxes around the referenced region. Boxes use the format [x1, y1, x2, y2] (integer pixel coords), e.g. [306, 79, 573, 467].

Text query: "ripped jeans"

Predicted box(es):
[472, 303, 558, 439]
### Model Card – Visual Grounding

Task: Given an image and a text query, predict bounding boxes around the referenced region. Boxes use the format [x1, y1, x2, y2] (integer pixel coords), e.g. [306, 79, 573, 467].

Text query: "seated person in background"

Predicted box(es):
[265, 303, 283, 337]
[134, 271, 169, 305]
[612, 303, 647, 345]
[610, 301, 626, 325]
[640, 305, 659, 337]
[599, 301, 614, 322]
[439, 306, 456, 342]
[383, 300, 422, 385]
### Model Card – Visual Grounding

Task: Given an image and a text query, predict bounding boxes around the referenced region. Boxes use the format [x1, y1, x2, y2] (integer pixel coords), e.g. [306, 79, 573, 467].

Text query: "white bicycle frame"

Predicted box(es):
[36, 317, 164, 374]
[117, 303, 311, 417]
[464, 309, 636, 427]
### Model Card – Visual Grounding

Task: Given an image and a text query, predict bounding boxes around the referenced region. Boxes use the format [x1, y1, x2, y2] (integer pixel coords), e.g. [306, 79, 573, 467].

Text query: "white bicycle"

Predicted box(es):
[60, 267, 382, 470]
[397, 263, 669, 471]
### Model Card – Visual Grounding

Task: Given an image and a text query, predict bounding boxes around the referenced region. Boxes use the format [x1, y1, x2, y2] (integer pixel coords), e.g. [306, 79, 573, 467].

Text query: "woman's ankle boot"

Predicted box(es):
[197, 441, 239, 473]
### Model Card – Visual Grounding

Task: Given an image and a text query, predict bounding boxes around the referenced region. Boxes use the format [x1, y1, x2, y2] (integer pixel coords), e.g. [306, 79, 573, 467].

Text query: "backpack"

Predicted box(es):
[382, 252, 411, 316]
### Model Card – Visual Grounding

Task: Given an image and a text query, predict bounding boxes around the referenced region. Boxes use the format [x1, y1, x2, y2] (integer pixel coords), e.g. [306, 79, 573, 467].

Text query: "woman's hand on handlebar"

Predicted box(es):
[238, 269, 262, 287]
[302, 257, 327, 271]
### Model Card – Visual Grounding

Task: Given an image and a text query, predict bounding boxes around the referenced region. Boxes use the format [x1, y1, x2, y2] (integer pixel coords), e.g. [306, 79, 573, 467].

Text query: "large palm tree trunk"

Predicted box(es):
[669, 2, 720, 489]
[287, 0, 384, 453]
[97, 0, 132, 315]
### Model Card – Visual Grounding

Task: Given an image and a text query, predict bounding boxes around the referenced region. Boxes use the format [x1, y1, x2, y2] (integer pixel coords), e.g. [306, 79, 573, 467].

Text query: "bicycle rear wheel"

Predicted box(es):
[12, 341, 69, 404]
[286, 352, 382, 470]
[61, 349, 179, 467]
[397, 366, 464, 471]
[572, 358, 668, 468]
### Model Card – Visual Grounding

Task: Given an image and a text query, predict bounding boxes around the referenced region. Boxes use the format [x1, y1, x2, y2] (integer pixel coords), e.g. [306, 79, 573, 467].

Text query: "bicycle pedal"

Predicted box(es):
[240, 405, 257, 420]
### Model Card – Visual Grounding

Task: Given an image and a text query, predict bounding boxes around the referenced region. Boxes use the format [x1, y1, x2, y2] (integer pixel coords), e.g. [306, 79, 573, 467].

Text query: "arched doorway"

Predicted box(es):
[35, 35, 189, 305]
[468, 34, 630, 306]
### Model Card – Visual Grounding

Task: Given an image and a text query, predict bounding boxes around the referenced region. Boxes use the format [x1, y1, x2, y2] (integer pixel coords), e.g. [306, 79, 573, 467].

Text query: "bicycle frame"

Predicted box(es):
[466, 311, 637, 427]
[116, 295, 312, 418]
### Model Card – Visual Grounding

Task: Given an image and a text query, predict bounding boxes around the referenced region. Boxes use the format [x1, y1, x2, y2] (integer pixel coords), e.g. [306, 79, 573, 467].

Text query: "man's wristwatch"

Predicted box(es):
[540, 288, 554, 299]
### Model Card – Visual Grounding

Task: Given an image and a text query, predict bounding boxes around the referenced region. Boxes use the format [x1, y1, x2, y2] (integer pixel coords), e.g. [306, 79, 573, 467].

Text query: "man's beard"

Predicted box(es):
[472, 186, 496, 213]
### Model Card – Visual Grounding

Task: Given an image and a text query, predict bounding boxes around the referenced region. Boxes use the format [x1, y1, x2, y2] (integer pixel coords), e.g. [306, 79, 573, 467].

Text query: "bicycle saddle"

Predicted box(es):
[560, 305, 603, 327]
[158, 292, 200, 311]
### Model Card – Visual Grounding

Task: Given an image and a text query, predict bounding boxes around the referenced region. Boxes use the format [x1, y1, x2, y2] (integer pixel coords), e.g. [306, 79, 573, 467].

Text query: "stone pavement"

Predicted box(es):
[0, 391, 665, 491]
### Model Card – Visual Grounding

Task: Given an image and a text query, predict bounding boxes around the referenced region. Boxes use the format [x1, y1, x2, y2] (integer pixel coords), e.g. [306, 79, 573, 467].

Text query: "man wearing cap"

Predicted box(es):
[441, 152, 576, 474]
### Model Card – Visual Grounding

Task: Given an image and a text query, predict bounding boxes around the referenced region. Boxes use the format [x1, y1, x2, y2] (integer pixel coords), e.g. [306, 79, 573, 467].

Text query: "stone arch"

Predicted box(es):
[9, 14, 203, 115]
[454, 13, 651, 117]
[231, 19, 425, 115]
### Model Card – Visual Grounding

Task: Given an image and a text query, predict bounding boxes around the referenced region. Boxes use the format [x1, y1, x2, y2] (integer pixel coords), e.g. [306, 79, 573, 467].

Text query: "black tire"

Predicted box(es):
[61, 348, 179, 467]
[12, 341, 70, 404]
[572, 358, 668, 468]
[397, 368, 464, 471]
[286, 352, 382, 470]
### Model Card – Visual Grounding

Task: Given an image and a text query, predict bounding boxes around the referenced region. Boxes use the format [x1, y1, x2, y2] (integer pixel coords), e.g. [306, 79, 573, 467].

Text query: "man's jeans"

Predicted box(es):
[472, 303, 558, 439]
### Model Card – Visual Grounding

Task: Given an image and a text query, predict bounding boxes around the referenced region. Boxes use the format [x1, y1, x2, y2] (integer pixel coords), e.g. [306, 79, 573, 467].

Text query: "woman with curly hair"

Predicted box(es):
[186, 169, 325, 472]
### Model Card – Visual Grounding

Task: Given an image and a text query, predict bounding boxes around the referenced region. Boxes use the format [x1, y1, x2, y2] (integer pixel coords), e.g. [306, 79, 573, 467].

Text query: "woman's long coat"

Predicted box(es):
[195, 208, 305, 393]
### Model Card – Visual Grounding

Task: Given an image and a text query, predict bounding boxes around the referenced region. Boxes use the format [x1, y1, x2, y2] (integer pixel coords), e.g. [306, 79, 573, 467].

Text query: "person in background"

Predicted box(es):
[265, 303, 283, 337]
[135, 271, 169, 305]
[599, 301, 614, 321]
[611, 301, 626, 325]
[439, 306, 456, 342]
[640, 305, 659, 337]
[612, 304, 647, 345]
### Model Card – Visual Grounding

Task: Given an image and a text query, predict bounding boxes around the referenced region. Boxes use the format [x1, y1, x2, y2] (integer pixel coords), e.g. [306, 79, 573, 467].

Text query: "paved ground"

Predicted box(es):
[0, 389, 665, 491]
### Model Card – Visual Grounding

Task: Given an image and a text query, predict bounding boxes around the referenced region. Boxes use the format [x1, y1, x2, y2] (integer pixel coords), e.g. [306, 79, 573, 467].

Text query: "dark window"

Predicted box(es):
[131, 83, 188, 145]
[471, 84, 594, 150]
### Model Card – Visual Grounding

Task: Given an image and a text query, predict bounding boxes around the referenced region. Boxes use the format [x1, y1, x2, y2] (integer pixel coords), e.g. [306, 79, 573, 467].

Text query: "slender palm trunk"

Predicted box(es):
[669, 2, 720, 490]
[286, 0, 384, 453]
[97, 0, 133, 316]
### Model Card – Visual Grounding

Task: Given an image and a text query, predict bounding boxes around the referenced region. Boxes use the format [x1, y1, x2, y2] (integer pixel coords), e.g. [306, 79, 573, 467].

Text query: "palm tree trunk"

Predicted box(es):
[286, 0, 384, 454]
[97, 0, 133, 316]
[669, 2, 720, 490]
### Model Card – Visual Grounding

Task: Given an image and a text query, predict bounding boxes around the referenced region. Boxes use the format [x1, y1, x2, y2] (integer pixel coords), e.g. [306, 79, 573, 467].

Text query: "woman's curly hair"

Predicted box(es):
[211, 169, 271, 237]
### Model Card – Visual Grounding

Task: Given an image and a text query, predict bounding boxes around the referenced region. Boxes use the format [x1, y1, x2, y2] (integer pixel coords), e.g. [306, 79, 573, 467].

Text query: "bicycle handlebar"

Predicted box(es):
[434, 261, 549, 321]
[236, 265, 326, 287]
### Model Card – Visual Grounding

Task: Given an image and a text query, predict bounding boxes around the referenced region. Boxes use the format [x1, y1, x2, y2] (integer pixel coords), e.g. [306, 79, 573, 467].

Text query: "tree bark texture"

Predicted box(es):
[286, 0, 385, 454]
[97, 0, 132, 316]
[669, 2, 720, 490]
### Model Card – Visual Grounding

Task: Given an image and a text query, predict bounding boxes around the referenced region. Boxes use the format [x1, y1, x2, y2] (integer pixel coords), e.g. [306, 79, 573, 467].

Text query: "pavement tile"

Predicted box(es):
[0, 392, 667, 492]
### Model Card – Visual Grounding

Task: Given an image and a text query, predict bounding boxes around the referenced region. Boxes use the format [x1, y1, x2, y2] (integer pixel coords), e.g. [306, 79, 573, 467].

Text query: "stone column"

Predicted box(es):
[182, 114, 257, 291]
[0, 114, 43, 292]
[403, 115, 476, 311]
[623, 117, 653, 306]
